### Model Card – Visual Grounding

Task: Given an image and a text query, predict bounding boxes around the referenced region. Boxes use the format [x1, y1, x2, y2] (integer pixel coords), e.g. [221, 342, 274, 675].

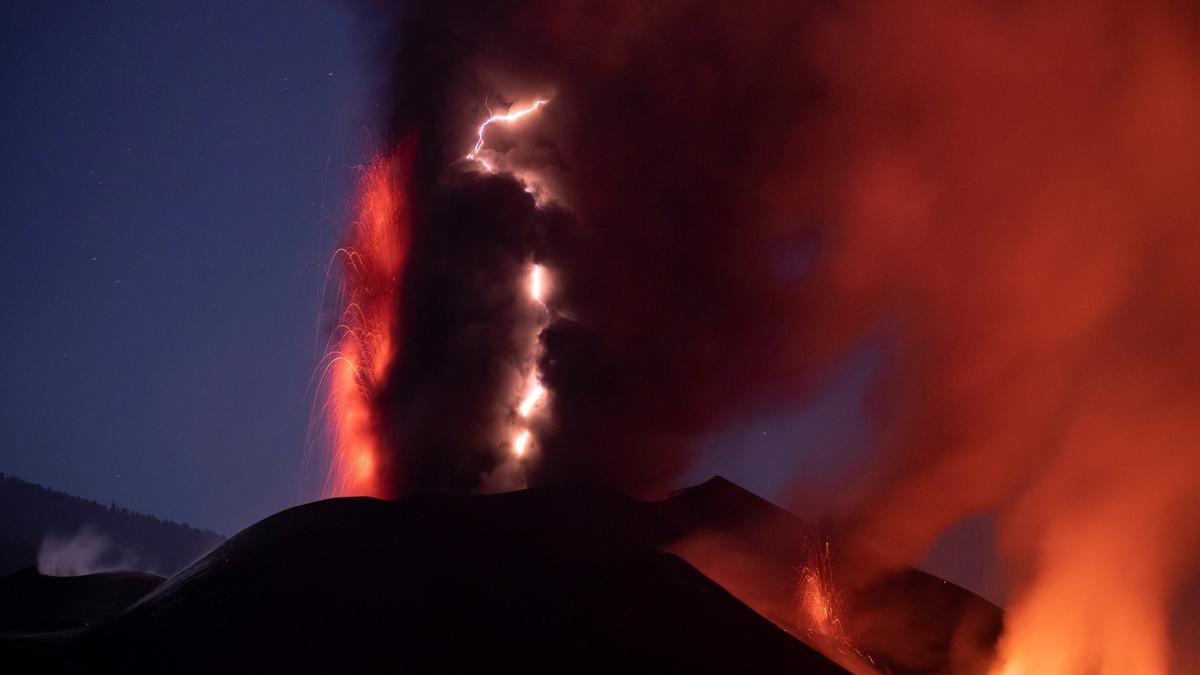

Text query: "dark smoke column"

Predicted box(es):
[354, 3, 1200, 673]
[361, 0, 827, 498]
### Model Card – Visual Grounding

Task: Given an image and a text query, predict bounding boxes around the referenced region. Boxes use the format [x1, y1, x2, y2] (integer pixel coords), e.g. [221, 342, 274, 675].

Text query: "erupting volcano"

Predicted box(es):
[9, 1, 1198, 674]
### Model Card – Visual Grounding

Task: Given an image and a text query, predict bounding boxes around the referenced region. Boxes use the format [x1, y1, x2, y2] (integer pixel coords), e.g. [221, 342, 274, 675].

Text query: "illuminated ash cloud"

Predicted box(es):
[368, 163, 569, 495]
[363, 0, 830, 498]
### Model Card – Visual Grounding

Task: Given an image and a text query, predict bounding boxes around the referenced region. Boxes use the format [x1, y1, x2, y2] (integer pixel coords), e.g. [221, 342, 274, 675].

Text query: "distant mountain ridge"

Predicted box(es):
[0, 474, 223, 577]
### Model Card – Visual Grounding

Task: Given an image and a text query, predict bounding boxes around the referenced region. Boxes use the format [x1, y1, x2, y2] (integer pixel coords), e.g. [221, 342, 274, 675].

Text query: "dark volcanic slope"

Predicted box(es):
[11, 483, 845, 675]
[659, 479, 1003, 675]
[2, 479, 1001, 675]
[0, 567, 163, 634]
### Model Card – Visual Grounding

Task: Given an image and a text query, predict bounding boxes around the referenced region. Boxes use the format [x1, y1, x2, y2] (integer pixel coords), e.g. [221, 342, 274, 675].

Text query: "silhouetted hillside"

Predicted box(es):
[7, 483, 849, 675]
[0, 567, 163, 633]
[0, 478, 1002, 674]
[0, 474, 222, 577]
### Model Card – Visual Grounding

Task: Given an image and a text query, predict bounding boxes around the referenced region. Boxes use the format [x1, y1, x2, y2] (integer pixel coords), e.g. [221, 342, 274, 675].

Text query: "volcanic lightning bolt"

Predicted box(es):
[466, 99, 553, 479]
[512, 263, 550, 462]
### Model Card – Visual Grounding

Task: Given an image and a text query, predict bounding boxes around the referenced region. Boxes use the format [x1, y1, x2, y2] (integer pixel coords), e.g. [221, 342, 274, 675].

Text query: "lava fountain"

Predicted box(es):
[797, 541, 844, 640]
[320, 152, 409, 497]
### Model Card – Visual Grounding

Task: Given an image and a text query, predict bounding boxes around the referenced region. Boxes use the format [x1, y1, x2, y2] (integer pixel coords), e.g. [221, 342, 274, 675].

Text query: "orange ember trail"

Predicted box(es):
[793, 541, 883, 675]
[799, 569, 837, 636]
[322, 152, 408, 498]
[797, 542, 844, 640]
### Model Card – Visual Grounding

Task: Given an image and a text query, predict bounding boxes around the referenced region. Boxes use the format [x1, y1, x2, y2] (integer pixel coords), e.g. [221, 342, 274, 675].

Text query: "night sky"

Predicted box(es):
[0, 0, 373, 533]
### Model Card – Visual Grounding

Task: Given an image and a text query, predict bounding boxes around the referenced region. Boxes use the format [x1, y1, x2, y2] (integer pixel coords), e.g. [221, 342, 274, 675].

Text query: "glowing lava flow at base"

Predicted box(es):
[320, 152, 408, 498]
[797, 542, 844, 640]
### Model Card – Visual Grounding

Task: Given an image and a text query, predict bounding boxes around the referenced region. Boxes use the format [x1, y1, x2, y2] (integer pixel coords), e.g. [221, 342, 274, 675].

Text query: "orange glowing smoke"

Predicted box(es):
[811, 3, 1200, 673]
[321, 152, 409, 497]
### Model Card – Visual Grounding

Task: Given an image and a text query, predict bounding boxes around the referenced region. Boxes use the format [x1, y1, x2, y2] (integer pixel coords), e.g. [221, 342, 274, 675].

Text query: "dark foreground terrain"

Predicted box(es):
[0, 478, 1000, 674]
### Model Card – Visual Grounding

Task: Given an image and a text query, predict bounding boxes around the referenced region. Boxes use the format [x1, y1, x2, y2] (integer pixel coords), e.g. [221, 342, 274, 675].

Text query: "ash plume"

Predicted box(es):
[353, 1, 1200, 671]
[375, 169, 569, 494]
[362, 0, 829, 496]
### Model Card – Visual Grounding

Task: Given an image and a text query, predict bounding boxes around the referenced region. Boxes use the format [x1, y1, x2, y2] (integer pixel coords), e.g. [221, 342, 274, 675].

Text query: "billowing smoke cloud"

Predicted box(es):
[38, 525, 143, 577]
[375, 168, 569, 493]
[356, 1, 1200, 671]
[811, 4, 1200, 673]
[364, 0, 829, 496]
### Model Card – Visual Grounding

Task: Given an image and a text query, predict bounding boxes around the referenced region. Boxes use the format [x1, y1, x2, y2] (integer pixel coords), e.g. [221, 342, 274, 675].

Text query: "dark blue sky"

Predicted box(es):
[0, 0, 374, 533]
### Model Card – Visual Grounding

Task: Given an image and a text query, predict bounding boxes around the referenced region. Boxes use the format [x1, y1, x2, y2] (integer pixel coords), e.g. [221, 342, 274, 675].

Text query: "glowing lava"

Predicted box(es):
[797, 542, 844, 639]
[320, 152, 408, 498]
[792, 539, 882, 675]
